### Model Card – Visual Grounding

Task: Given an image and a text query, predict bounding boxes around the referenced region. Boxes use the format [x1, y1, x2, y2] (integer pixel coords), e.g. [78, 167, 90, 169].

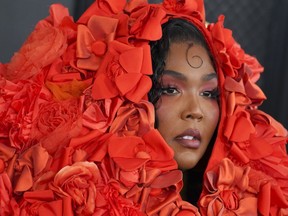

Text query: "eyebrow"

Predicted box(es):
[163, 70, 217, 81]
[202, 72, 217, 81]
[163, 70, 187, 81]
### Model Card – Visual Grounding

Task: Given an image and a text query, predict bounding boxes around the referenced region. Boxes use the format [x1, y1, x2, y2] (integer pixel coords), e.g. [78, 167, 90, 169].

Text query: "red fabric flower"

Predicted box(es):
[248, 110, 288, 181]
[76, 15, 118, 71]
[31, 99, 81, 154]
[82, 88, 123, 133]
[208, 16, 240, 77]
[248, 168, 288, 216]
[199, 158, 258, 215]
[69, 130, 112, 164]
[225, 109, 288, 179]
[209, 15, 264, 81]
[0, 143, 15, 174]
[37, 3, 72, 28]
[1, 1, 287, 215]
[155, 199, 200, 216]
[108, 129, 177, 172]
[224, 75, 266, 109]
[230, 43, 264, 83]
[105, 130, 188, 215]
[109, 100, 154, 136]
[95, 180, 145, 215]
[129, 4, 167, 40]
[162, 0, 205, 21]
[0, 78, 45, 151]
[77, 0, 127, 24]
[91, 40, 152, 102]
[0, 172, 20, 216]
[223, 107, 255, 144]
[8, 145, 52, 194]
[20, 190, 72, 216]
[0, 77, 19, 137]
[50, 161, 102, 215]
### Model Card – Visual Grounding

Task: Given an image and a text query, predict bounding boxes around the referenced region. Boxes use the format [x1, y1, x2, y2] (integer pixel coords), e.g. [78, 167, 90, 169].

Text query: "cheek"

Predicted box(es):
[205, 101, 220, 129]
[156, 105, 168, 125]
[155, 100, 176, 131]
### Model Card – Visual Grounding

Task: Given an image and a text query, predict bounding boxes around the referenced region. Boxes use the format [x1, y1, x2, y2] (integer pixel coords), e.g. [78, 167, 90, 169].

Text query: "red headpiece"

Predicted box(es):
[0, 0, 287, 215]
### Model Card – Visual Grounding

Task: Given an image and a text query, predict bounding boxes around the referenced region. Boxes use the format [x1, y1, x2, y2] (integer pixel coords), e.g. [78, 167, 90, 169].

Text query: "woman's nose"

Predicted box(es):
[180, 96, 204, 121]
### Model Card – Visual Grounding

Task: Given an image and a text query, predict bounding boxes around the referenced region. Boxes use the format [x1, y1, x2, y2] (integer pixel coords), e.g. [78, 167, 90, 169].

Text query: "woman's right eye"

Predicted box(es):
[161, 87, 180, 95]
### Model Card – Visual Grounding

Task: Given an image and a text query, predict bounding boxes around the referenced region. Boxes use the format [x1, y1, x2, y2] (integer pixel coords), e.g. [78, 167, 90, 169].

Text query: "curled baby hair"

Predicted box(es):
[148, 18, 212, 105]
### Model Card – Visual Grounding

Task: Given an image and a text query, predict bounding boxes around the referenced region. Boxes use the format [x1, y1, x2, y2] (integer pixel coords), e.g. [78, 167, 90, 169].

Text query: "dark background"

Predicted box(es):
[1, 0, 287, 129]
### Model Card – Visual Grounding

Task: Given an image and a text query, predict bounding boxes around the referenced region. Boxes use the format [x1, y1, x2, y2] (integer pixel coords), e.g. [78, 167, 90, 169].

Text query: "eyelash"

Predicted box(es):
[161, 85, 180, 95]
[200, 88, 219, 99]
[161, 85, 219, 99]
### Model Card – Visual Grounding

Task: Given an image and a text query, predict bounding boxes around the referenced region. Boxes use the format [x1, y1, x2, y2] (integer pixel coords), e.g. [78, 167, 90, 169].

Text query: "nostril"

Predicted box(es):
[186, 113, 203, 120]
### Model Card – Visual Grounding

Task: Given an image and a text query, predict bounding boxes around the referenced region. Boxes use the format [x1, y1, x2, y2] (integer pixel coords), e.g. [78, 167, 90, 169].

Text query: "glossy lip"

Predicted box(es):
[174, 128, 201, 149]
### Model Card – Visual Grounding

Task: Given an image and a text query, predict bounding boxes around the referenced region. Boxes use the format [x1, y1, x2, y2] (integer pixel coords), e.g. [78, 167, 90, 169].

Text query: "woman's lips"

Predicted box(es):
[175, 129, 201, 149]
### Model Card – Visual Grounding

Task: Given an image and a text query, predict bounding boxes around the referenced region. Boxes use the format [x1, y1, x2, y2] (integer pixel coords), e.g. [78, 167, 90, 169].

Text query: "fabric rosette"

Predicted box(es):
[248, 168, 288, 216]
[208, 15, 264, 82]
[77, 0, 127, 24]
[128, 3, 167, 41]
[104, 129, 194, 215]
[199, 158, 258, 215]
[20, 190, 65, 216]
[109, 100, 155, 136]
[76, 14, 119, 71]
[91, 40, 152, 102]
[0, 78, 45, 151]
[49, 161, 102, 215]
[81, 87, 124, 133]
[208, 15, 266, 114]
[31, 99, 82, 155]
[162, 0, 205, 22]
[0, 172, 20, 216]
[1, 0, 287, 215]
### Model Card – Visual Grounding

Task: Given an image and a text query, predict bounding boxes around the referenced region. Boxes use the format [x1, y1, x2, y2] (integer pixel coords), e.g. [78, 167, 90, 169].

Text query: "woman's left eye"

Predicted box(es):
[200, 89, 219, 99]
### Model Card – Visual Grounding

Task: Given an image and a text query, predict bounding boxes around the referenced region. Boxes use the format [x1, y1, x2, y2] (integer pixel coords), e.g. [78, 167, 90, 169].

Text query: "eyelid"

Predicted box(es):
[161, 85, 181, 95]
[200, 88, 219, 99]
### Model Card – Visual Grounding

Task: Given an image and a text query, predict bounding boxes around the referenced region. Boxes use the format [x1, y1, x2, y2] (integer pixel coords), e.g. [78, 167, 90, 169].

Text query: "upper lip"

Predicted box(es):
[175, 128, 201, 141]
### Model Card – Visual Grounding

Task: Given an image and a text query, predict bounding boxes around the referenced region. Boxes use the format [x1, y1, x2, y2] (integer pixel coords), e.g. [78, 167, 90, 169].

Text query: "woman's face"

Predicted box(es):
[156, 42, 219, 170]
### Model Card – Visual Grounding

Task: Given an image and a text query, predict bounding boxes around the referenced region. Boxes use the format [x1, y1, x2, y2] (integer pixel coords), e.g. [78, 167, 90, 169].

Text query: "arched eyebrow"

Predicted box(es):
[202, 73, 217, 81]
[163, 70, 217, 82]
[163, 70, 187, 81]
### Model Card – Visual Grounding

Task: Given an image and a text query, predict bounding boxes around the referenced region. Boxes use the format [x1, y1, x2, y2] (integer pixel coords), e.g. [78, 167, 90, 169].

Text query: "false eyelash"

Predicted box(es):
[160, 86, 180, 95]
[211, 88, 220, 98]
[201, 88, 220, 99]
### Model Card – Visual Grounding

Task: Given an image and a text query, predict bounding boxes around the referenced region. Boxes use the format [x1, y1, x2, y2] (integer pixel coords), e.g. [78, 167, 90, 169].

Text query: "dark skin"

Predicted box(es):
[156, 42, 219, 170]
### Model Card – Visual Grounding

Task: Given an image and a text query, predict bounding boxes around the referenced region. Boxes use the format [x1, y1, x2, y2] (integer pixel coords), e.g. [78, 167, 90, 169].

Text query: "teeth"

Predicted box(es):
[182, 136, 194, 140]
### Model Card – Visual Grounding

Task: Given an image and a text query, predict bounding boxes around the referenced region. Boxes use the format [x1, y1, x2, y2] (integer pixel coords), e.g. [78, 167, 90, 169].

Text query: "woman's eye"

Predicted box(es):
[200, 89, 219, 99]
[161, 87, 180, 95]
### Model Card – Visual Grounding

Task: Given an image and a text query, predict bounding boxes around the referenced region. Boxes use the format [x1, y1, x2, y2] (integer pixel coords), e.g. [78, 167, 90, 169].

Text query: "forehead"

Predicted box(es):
[165, 42, 215, 73]
[167, 42, 208, 57]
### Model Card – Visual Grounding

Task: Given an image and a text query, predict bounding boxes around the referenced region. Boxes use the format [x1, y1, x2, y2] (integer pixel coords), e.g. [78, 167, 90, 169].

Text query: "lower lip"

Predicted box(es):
[175, 138, 201, 149]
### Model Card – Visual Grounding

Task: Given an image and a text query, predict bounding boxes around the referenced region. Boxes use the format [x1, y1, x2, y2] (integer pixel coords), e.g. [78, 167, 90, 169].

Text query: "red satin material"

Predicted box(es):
[0, 0, 287, 215]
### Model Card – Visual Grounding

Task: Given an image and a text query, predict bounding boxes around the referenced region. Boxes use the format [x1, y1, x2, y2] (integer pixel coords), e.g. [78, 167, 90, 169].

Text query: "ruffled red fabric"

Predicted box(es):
[0, 0, 287, 215]
[199, 158, 258, 215]
[200, 13, 288, 216]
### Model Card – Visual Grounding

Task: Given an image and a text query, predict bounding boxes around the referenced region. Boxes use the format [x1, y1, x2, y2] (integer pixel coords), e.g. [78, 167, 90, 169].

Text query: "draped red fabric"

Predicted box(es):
[0, 0, 287, 215]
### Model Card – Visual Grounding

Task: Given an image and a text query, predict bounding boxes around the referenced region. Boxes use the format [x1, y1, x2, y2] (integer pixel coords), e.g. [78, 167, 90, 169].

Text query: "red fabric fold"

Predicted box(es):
[1, 1, 287, 215]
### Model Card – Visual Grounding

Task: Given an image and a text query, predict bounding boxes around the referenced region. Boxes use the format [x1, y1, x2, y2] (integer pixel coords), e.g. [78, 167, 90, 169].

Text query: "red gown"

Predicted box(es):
[0, 0, 287, 215]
